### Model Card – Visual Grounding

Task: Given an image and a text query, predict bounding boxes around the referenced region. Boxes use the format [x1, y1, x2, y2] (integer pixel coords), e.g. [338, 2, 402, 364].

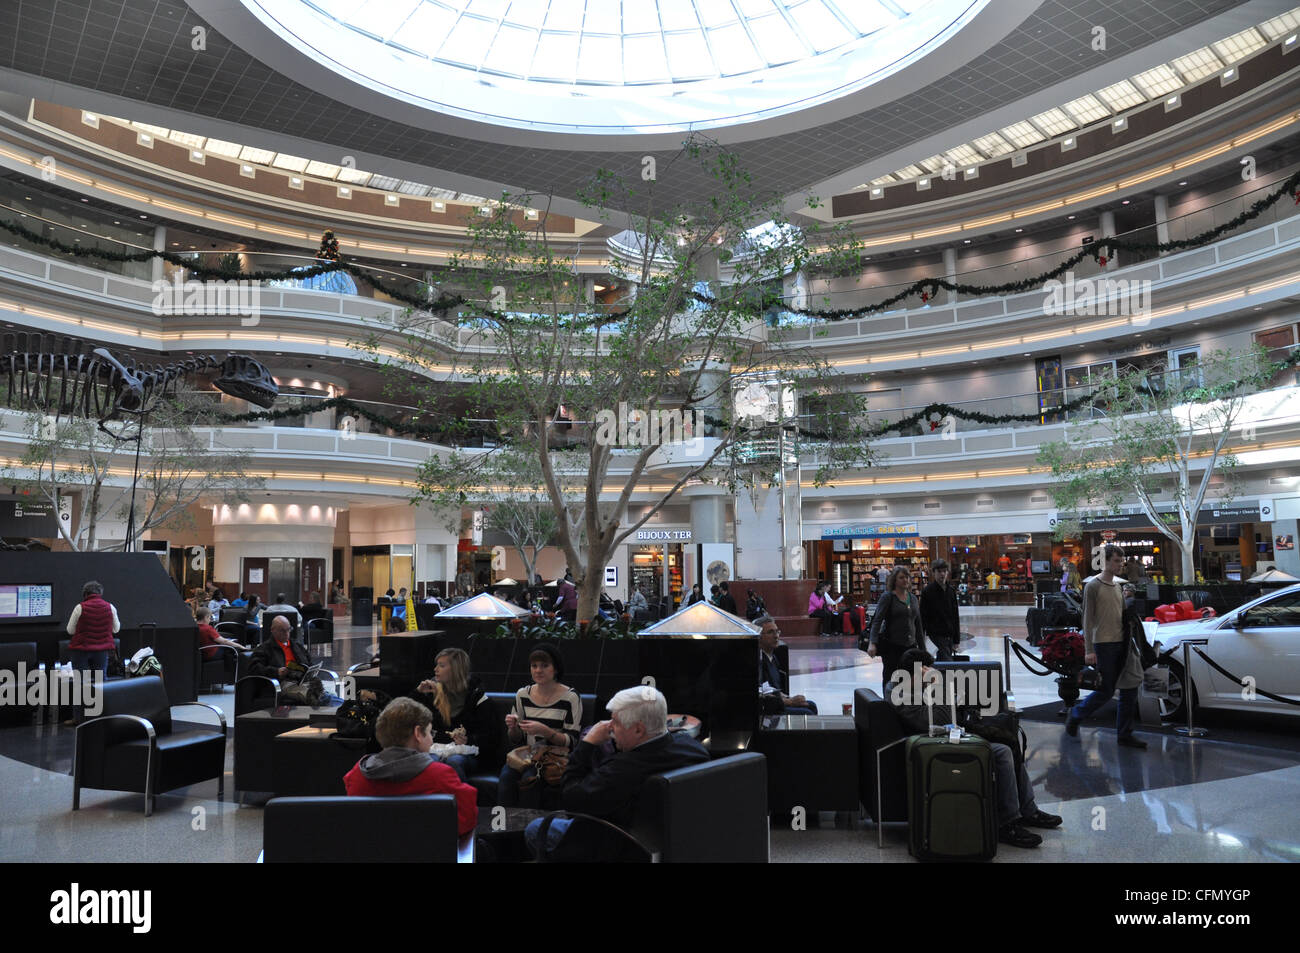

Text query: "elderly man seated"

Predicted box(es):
[525, 685, 709, 860]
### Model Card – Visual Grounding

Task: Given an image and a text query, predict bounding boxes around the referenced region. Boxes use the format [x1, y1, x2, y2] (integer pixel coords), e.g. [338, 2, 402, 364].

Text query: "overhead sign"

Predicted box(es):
[0, 496, 58, 536]
[1079, 504, 1262, 531]
[822, 522, 919, 540]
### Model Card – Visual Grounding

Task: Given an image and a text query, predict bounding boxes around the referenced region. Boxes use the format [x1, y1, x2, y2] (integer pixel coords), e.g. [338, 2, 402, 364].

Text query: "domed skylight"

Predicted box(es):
[242, 0, 987, 135]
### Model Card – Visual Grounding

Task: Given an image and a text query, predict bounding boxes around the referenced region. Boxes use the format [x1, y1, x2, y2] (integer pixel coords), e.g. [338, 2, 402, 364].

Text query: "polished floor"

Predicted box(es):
[2, 610, 1297, 863]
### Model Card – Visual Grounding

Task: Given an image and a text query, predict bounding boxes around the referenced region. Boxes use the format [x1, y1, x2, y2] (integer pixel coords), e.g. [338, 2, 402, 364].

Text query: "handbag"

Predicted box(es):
[335, 690, 390, 739]
[511, 744, 569, 787]
[279, 677, 324, 706]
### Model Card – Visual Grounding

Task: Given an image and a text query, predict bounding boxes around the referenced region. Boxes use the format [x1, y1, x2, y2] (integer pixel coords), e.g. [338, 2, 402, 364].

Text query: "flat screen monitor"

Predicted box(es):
[0, 584, 54, 621]
[1031, 560, 1052, 574]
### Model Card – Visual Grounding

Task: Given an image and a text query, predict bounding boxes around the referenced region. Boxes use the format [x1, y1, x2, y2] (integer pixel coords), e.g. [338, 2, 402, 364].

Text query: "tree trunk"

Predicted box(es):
[1180, 527, 1197, 585]
[577, 568, 602, 626]
[86, 481, 102, 552]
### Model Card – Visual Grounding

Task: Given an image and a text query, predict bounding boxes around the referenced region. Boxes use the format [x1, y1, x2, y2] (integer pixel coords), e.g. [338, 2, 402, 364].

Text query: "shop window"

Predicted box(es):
[1036, 356, 1062, 424]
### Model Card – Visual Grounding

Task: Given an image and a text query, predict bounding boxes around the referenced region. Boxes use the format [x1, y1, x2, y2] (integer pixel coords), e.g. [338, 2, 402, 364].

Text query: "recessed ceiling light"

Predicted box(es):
[1178, 180, 1187, 186]
[1067, 214, 1075, 220]
[1015, 228, 1022, 233]
[139, 214, 147, 219]
[963, 239, 971, 243]
[1122, 199, 1130, 205]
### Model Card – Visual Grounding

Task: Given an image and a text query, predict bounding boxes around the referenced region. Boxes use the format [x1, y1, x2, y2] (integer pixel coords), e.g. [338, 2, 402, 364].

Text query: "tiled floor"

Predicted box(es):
[2, 611, 1297, 862]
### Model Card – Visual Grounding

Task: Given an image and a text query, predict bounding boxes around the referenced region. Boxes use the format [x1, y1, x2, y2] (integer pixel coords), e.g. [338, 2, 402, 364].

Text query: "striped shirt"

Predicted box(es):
[513, 686, 582, 748]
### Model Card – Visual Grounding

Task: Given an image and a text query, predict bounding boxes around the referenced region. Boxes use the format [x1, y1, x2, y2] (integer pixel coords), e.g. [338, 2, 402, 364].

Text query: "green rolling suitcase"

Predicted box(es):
[905, 733, 997, 861]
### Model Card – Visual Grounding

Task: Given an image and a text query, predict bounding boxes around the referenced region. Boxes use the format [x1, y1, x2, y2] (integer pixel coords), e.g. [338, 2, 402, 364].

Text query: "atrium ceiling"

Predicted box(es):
[0, 0, 1285, 216]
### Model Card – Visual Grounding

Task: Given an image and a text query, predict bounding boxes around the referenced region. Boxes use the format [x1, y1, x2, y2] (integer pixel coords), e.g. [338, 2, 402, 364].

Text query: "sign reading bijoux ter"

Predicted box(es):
[635, 530, 692, 541]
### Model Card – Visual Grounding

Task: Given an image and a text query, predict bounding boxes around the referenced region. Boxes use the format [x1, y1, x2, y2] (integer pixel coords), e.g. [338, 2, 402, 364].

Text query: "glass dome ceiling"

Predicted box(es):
[243, 0, 987, 135]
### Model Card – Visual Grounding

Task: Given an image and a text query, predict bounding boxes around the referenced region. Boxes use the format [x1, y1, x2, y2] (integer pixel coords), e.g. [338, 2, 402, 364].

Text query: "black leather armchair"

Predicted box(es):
[854, 687, 909, 836]
[235, 674, 280, 716]
[199, 644, 243, 692]
[262, 795, 469, 863]
[0, 642, 38, 726]
[634, 751, 768, 862]
[73, 675, 227, 816]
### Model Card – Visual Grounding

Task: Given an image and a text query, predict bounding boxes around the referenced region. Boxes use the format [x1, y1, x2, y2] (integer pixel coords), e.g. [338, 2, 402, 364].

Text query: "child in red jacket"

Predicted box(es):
[343, 697, 479, 836]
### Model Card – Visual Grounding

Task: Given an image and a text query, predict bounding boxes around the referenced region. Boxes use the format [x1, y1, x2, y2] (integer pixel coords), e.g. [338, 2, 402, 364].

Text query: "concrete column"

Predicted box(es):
[1153, 195, 1170, 254]
[1099, 211, 1117, 268]
[942, 247, 957, 303]
[152, 225, 166, 282]
[690, 496, 728, 543]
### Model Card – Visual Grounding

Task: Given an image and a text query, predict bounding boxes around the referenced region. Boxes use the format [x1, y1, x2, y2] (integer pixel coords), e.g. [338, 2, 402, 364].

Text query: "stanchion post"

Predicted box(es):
[1174, 639, 1209, 738]
[1003, 635, 1015, 712]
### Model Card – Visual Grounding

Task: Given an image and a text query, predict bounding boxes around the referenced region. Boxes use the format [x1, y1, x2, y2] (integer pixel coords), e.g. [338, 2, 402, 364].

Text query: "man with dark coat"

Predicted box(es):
[716, 580, 739, 616]
[247, 614, 310, 678]
[920, 558, 962, 661]
[525, 686, 708, 860]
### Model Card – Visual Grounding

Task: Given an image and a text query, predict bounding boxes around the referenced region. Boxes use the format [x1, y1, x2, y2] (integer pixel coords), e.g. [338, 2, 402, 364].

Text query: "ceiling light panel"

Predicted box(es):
[271, 153, 310, 172]
[917, 155, 948, 173]
[998, 121, 1046, 148]
[1258, 9, 1300, 40]
[1212, 27, 1267, 62]
[869, 175, 898, 185]
[1170, 47, 1224, 82]
[970, 132, 1014, 157]
[1028, 107, 1075, 136]
[202, 138, 243, 157]
[891, 164, 926, 180]
[1061, 94, 1109, 125]
[130, 122, 170, 138]
[1131, 64, 1182, 97]
[305, 160, 342, 178]
[1095, 79, 1146, 111]
[944, 143, 984, 166]
[166, 130, 206, 148]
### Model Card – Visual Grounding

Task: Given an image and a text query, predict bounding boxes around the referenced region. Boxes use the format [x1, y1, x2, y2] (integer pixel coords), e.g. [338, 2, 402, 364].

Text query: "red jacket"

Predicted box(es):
[70, 596, 117, 652]
[343, 759, 479, 836]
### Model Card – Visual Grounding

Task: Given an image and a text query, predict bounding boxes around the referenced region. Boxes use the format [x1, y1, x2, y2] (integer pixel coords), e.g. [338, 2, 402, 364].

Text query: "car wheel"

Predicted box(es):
[1158, 659, 1197, 723]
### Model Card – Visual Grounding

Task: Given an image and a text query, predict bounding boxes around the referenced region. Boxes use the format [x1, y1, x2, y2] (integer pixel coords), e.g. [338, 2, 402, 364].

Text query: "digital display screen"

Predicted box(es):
[0, 584, 54, 620]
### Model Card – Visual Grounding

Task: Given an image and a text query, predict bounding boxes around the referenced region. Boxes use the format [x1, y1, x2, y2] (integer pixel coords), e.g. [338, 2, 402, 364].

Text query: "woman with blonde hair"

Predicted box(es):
[413, 647, 492, 781]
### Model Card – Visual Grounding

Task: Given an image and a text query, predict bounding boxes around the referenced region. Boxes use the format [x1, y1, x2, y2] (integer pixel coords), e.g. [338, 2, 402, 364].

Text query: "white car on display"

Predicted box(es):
[1154, 583, 1300, 721]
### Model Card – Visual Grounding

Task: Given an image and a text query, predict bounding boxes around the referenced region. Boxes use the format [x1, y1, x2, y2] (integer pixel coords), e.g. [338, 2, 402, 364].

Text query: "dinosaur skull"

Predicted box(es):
[215, 354, 278, 408]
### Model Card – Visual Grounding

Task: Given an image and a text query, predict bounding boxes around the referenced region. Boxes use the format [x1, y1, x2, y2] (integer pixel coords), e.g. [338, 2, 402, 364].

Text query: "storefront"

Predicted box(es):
[815, 523, 929, 601]
[1080, 504, 1269, 583]
[628, 529, 690, 606]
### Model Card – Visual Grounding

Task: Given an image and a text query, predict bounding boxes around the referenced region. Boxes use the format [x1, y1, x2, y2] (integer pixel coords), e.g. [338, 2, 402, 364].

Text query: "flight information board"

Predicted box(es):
[0, 584, 55, 620]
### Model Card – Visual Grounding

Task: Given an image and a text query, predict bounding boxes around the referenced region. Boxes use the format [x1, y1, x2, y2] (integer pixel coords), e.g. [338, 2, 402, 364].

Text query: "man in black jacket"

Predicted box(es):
[716, 581, 739, 616]
[920, 559, 961, 661]
[246, 614, 310, 678]
[525, 686, 709, 859]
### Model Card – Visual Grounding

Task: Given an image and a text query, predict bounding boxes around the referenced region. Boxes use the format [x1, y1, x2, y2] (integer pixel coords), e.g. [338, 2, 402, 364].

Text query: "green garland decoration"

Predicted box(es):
[2, 166, 1295, 329]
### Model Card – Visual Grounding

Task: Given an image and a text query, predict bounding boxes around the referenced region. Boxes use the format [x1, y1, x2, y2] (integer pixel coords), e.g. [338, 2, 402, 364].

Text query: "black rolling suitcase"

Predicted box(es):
[1025, 607, 1050, 646]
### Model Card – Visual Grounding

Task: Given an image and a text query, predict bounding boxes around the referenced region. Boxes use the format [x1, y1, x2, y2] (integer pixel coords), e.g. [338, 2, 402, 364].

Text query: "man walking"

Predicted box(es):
[1066, 545, 1146, 748]
[920, 559, 961, 661]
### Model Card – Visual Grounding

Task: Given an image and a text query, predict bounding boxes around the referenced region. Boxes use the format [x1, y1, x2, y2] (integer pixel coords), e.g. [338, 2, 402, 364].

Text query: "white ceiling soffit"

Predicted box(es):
[193, 0, 1022, 150]
[802, 0, 1299, 213]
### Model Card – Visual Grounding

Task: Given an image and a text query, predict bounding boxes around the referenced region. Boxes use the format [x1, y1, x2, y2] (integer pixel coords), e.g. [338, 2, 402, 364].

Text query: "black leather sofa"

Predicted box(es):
[853, 687, 909, 826]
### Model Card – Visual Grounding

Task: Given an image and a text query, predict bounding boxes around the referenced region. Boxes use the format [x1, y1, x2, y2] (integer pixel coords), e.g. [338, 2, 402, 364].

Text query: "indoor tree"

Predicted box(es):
[1037, 347, 1275, 584]
[374, 137, 875, 623]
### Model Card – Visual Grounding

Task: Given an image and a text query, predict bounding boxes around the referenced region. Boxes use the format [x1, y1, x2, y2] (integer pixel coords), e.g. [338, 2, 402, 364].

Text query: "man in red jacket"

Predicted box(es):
[343, 697, 478, 836]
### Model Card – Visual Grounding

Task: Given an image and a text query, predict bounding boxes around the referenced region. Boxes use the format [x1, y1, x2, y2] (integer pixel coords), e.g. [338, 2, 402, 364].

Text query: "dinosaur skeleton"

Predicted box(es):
[0, 337, 278, 426]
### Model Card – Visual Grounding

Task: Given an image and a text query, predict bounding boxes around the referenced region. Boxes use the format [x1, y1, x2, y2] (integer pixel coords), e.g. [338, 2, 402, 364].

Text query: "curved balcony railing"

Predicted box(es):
[3, 165, 1297, 329]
